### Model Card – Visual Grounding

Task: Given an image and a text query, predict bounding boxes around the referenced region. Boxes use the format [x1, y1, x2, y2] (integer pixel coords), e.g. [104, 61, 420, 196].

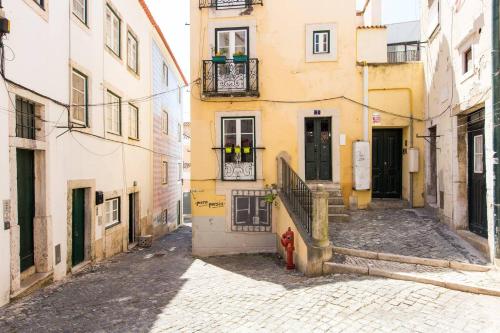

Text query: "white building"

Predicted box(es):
[421, 0, 496, 263]
[0, 0, 186, 307]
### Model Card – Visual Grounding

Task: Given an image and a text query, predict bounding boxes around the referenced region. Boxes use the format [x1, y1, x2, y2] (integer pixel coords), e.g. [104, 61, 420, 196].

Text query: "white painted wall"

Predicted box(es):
[0, 0, 185, 306]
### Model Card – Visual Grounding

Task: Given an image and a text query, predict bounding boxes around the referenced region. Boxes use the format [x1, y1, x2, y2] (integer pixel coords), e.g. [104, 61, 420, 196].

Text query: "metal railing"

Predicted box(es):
[199, 0, 263, 9]
[280, 157, 312, 236]
[202, 58, 259, 97]
[387, 49, 421, 63]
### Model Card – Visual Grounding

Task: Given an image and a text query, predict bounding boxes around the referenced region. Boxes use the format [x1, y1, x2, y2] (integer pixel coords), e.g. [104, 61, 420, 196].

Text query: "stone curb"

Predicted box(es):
[323, 262, 500, 297]
[332, 246, 491, 272]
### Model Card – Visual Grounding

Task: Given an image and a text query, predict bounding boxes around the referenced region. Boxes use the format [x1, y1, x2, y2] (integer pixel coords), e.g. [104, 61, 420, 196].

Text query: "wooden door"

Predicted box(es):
[305, 118, 332, 181]
[468, 110, 487, 238]
[72, 188, 85, 266]
[372, 129, 403, 198]
[17, 149, 35, 272]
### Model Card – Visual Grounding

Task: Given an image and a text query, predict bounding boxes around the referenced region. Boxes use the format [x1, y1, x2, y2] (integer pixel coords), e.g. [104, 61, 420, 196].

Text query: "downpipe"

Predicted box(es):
[492, 0, 500, 260]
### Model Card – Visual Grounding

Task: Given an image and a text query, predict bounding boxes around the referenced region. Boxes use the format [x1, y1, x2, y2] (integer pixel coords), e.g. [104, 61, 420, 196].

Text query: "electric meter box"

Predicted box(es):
[409, 148, 419, 173]
[353, 141, 371, 190]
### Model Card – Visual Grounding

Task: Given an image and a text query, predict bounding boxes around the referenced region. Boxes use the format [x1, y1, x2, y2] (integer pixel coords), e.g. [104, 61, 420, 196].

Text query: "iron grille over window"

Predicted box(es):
[15, 97, 36, 140]
[203, 59, 259, 97]
[199, 0, 263, 9]
[231, 189, 271, 232]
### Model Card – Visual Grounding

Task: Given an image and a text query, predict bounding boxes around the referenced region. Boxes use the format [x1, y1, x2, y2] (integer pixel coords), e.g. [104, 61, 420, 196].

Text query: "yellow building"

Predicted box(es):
[190, 0, 425, 257]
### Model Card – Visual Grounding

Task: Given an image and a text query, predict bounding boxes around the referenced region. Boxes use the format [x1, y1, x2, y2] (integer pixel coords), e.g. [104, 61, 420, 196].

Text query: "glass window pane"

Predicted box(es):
[241, 119, 253, 133]
[224, 119, 236, 134]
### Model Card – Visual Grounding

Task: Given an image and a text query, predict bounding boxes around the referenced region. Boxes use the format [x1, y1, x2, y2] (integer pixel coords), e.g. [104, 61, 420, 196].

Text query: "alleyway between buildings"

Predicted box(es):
[1, 215, 500, 332]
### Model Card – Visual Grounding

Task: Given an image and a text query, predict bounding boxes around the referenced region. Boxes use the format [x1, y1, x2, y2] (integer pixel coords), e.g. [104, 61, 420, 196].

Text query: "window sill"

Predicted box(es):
[107, 131, 122, 137]
[127, 66, 140, 79]
[105, 45, 122, 62]
[128, 136, 140, 142]
[72, 13, 89, 30]
[461, 71, 475, 83]
[105, 221, 121, 230]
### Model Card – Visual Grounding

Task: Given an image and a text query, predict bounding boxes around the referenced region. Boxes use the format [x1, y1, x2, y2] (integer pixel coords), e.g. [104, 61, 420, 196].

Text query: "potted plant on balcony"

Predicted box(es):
[233, 51, 248, 63]
[212, 50, 227, 64]
[234, 145, 241, 154]
[242, 146, 251, 154]
[225, 145, 233, 154]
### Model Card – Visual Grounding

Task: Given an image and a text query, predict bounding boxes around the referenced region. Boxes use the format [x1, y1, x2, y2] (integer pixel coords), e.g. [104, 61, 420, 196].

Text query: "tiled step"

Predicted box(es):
[324, 253, 500, 296]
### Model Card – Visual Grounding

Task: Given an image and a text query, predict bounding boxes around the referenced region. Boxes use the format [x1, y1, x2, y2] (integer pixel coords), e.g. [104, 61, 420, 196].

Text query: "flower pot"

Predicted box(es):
[243, 147, 251, 154]
[234, 147, 241, 154]
[233, 55, 248, 63]
[225, 147, 232, 153]
[212, 56, 227, 64]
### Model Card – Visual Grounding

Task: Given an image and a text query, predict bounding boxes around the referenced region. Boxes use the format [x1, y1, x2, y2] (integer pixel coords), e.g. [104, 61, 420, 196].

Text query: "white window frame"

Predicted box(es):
[128, 103, 139, 139]
[106, 90, 121, 135]
[216, 28, 248, 58]
[313, 31, 330, 54]
[162, 110, 168, 134]
[33, 0, 45, 10]
[71, 70, 87, 125]
[127, 31, 138, 74]
[463, 46, 473, 75]
[222, 117, 255, 181]
[474, 134, 484, 174]
[162, 161, 168, 184]
[105, 4, 121, 57]
[163, 63, 169, 86]
[105, 197, 120, 228]
[73, 0, 87, 24]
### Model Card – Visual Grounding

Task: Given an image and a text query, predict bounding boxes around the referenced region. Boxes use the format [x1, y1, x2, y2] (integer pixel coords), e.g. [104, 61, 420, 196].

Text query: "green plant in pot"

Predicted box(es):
[212, 50, 227, 64]
[233, 51, 248, 63]
[264, 184, 279, 206]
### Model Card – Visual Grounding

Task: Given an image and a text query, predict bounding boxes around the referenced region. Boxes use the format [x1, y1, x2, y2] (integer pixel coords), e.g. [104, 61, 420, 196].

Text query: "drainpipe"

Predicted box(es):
[492, 0, 500, 260]
[363, 62, 369, 142]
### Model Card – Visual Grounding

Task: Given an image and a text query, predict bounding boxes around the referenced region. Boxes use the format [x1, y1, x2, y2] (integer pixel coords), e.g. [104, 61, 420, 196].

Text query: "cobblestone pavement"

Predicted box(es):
[330, 209, 488, 265]
[333, 254, 500, 291]
[1, 225, 500, 333]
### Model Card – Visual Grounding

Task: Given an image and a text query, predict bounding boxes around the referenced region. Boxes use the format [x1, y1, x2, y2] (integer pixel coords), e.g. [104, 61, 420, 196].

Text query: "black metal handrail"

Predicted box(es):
[199, 0, 263, 9]
[280, 157, 312, 236]
[387, 49, 421, 63]
[202, 58, 259, 97]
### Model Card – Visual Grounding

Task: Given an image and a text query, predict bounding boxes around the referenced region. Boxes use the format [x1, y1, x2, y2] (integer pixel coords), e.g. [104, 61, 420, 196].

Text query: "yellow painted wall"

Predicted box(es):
[190, 1, 426, 222]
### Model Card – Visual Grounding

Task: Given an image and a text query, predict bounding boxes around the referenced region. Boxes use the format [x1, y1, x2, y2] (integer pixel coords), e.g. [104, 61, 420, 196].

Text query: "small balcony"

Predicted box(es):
[387, 49, 421, 63]
[202, 58, 259, 98]
[199, 0, 263, 9]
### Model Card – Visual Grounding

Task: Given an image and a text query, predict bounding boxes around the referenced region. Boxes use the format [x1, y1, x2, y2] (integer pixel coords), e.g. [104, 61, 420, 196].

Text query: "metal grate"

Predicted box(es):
[280, 157, 313, 236]
[199, 0, 263, 9]
[387, 49, 421, 63]
[15, 97, 36, 140]
[202, 59, 259, 97]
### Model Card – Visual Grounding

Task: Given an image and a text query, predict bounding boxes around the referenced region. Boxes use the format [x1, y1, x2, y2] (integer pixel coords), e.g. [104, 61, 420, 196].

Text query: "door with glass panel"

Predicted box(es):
[215, 27, 249, 93]
[222, 117, 255, 180]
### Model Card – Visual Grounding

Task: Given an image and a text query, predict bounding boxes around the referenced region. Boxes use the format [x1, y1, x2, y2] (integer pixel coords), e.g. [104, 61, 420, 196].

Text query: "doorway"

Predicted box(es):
[72, 188, 85, 267]
[467, 110, 487, 238]
[372, 129, 403, 198]
[129, 193, 138, 244]
[17, 149, 35, 272]
[428, 126, 438, 204]
[305, 117, 332, 181]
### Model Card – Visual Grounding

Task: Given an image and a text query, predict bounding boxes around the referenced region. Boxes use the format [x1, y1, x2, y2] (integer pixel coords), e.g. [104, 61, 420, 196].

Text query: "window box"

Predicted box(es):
[212, 55, 227, 64]
[233, 54, 248, 63]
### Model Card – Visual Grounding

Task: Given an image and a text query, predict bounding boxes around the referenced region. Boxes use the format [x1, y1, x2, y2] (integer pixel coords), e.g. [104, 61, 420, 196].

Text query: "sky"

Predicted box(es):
[145, 0, 421, 118]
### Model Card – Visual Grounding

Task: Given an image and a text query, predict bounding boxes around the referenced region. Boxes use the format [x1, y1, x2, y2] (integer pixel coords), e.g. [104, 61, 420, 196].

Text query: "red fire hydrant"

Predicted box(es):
[280, 227, 296, 270]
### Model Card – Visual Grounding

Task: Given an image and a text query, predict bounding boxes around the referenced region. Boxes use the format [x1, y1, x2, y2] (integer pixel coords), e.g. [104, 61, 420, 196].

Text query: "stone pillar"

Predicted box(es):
[312, 185, 329, 248]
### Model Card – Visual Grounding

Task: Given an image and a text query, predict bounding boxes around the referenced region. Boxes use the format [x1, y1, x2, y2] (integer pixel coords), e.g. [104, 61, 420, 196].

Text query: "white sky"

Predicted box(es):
[145, 0, 420, 119]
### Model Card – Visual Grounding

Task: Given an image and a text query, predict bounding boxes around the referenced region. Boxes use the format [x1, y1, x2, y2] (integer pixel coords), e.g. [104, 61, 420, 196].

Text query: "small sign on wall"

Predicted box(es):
[3, 200, 11, 230]
[372, 113, 381, 124]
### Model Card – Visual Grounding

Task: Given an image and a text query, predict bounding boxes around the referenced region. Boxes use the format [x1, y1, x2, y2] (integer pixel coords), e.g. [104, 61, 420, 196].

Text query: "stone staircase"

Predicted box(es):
[308, 185, 350, 223]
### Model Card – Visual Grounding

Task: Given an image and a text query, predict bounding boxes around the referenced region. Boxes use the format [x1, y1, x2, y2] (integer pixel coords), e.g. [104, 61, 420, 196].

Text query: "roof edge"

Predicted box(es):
[138, 0, 188, 86]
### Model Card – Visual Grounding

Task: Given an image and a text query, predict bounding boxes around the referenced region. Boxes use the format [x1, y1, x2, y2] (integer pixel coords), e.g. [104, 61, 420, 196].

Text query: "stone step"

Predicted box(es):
[323, 253, 500, 297]
[328, 197, 344, 206]
[326, 190, 343, 198]
[328, 205, 346, 215]
[328, 214, 350, 223]
[370, 199, 409, 209]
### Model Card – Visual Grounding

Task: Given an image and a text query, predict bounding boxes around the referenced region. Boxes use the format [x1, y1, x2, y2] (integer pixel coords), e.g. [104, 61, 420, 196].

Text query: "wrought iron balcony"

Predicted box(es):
[199, 0, 263, 9]
[202, 58, 259, 97]
[387, 49, 421, 63]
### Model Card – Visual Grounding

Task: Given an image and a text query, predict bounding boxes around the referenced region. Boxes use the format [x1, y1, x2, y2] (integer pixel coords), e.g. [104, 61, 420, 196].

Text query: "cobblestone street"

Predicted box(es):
[0, 224, 499, 332]
[330, 209, 488, 264]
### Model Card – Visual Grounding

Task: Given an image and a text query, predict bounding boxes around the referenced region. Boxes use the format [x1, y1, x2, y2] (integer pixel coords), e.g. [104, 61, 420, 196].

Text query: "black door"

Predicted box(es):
[468, 110, 487, 238]
[372, 129, 403, 198]
[129, 193, 136, 243]
[305, 118, 332, 181]
[177, 200, 181, 226]
[72, 188, 85, 266]
[17, 149, 35, 272]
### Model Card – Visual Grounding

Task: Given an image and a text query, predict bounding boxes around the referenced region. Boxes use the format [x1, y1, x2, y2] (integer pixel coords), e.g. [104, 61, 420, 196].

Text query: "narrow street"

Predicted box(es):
[1, 223, 500, 333]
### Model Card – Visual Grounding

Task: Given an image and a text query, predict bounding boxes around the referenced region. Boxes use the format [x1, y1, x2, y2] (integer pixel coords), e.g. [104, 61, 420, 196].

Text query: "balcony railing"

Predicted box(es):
[387, 49, 421, 63]
[199, 0, 263, 9]
[202, 58, 259, 97]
